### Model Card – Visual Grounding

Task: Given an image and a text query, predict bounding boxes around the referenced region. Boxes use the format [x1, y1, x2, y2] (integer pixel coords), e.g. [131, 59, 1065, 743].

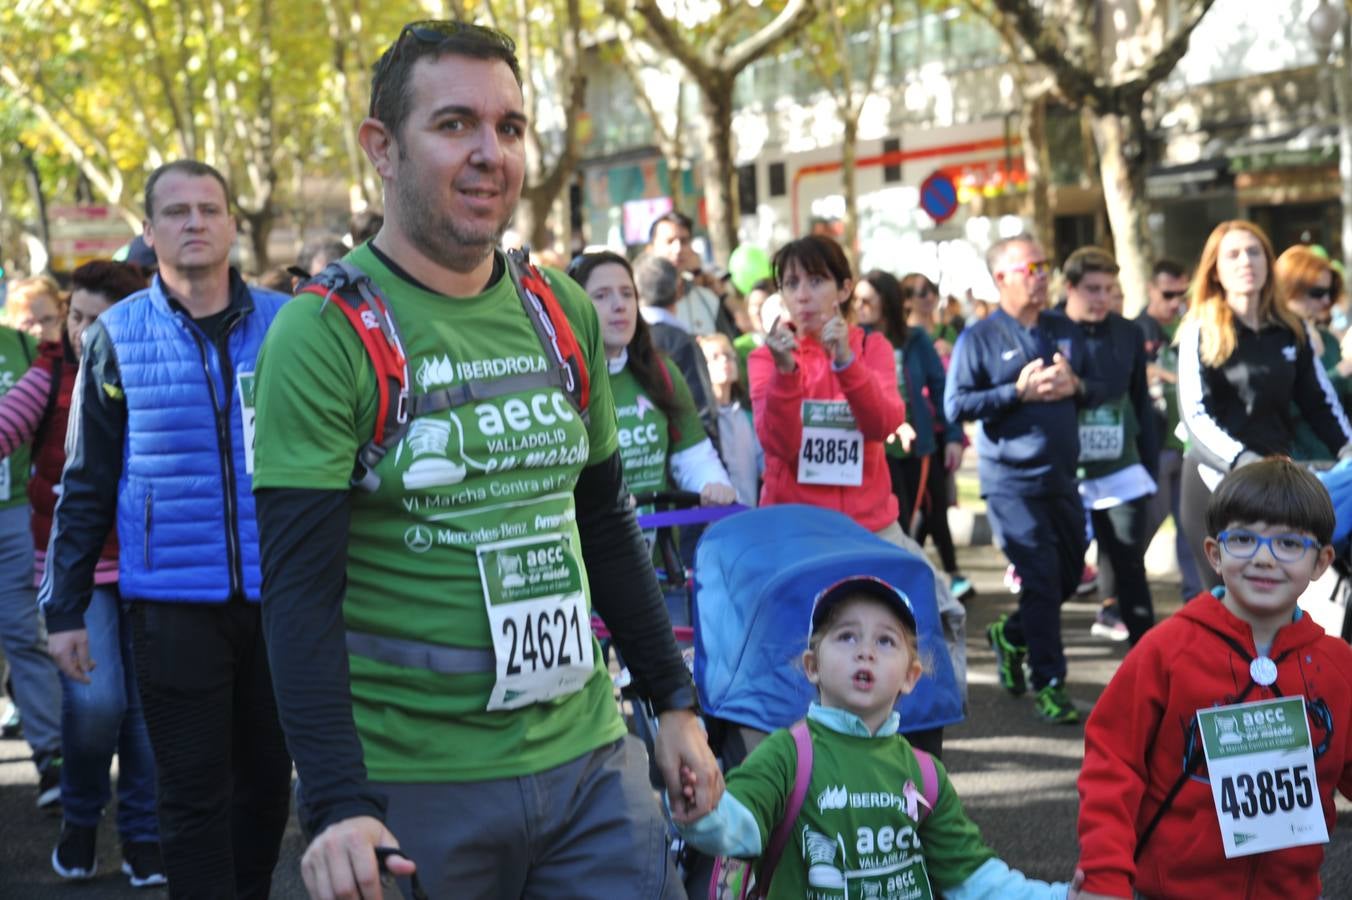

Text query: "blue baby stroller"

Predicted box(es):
[1309, 463, 1352, 642]
[680, 504, 966, 893]
[693, 503, 965, 745]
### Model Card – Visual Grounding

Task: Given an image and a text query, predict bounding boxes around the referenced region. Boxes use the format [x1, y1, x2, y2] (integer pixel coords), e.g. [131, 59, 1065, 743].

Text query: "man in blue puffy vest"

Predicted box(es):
[42, 160, 292, 898]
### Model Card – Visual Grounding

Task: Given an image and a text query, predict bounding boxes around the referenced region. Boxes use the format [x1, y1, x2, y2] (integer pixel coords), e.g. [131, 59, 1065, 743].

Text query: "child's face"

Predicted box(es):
[803, 597, 922, 734]
[1204, 521, 1334, 633]
[701, 339, 739, 388]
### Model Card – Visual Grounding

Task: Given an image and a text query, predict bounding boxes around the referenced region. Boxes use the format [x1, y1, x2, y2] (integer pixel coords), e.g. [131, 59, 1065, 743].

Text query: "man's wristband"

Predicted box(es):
[649, 683, 700, 716]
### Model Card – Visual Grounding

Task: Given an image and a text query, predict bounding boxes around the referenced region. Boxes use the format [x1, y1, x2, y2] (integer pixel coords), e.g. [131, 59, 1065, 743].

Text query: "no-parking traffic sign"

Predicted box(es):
[919, 171, 958, 224]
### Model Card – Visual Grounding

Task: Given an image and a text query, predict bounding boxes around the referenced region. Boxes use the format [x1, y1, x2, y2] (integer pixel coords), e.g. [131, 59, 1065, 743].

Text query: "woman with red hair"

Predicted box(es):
[1276, 244, 1352, 460]
[1177, 222, 1352, 590]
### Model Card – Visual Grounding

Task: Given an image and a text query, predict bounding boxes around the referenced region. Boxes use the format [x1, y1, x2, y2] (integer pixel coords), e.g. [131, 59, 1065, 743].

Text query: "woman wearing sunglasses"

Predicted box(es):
[1177, 221, 1352, 591]
[1276, 245, 1352, 461]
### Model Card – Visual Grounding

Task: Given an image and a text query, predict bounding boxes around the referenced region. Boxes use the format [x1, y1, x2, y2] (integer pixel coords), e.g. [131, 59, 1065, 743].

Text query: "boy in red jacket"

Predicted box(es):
[1076, 457, 1352, 899]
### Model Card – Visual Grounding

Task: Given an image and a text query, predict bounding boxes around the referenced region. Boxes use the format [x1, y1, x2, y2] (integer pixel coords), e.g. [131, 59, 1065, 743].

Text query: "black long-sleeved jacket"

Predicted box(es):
[1176, 316, 1352, 472]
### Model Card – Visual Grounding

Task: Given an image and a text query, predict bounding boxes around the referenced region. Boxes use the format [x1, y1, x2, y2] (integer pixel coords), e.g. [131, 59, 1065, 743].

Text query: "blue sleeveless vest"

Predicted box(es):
[101, 274, 286, 603]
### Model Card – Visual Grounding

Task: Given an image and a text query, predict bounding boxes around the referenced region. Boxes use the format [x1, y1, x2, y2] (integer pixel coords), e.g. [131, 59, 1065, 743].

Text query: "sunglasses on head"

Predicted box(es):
[369, 20, 517, 116]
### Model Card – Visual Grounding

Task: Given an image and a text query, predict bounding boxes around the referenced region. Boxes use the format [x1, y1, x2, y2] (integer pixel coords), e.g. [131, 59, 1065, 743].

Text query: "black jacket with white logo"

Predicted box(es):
[1176, 316, 1352, 472]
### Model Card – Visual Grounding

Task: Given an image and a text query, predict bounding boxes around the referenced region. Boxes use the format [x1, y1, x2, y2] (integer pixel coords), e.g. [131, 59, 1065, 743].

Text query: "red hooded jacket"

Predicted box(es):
[748, 326, 905, 532]
[1077, 592, 1352, 899]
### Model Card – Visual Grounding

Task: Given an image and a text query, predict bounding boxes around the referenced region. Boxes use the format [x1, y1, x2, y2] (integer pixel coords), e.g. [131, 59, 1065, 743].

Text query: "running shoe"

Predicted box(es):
[1003, 564, 1021, 594]
[51, 822, 97, 880]
[122, 841, 168, 888]
[36, 753, 62, 809]
[950, 574, 976, 601]
[1091, 606, 1129, 642]
[1076, 563, 1099, 596]
[1033, 679, 1081, 725]
[0, 700, 19, 738]
[986, 615, 1027, 697]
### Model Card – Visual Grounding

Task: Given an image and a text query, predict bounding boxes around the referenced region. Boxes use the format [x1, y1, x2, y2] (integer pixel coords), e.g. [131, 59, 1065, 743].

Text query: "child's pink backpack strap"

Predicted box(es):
[754, 720, 813, 894]
[910, 746, 940, 823]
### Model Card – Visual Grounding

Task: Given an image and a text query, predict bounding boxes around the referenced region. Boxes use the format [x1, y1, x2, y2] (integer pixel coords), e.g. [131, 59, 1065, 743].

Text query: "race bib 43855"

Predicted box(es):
[1197, 696, 1328, 858]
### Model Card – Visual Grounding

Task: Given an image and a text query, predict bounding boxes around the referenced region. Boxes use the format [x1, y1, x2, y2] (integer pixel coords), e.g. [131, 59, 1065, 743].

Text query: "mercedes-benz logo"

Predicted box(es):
[404, 524, 433, 553]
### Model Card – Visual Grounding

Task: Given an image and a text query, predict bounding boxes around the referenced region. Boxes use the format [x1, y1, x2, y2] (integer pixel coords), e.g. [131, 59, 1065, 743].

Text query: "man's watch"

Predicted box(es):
[649, 683, 700, 716]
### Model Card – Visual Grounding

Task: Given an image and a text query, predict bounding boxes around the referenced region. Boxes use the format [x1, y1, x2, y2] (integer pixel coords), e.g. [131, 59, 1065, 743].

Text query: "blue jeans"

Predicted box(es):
[0, 504, 61, 761]
[59, 585, 158, 841]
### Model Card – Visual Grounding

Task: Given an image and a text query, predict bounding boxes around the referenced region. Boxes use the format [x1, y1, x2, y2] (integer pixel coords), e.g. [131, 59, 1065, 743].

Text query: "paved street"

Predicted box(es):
[2, 543, 1349, 898]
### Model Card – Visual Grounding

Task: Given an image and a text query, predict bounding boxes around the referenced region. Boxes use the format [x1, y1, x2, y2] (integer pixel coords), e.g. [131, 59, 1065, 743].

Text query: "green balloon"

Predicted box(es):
[729, 245, 772, 295]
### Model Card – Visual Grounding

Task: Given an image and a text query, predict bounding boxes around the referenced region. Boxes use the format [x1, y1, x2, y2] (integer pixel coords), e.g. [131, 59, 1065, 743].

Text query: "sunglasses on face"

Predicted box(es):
[369, 20, 517, 116]
[999, 260, 1050, 278]
[1306, 286, 1333, 301]
[1160, 289, 1187, 300]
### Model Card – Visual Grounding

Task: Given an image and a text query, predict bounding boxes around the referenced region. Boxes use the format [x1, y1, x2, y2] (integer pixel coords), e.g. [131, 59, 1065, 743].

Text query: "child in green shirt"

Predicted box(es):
[677, 576, 1073, 899]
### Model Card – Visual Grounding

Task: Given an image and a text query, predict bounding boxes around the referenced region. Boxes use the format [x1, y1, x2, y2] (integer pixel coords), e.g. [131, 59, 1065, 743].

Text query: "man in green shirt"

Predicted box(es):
[251, 20, 719, 900]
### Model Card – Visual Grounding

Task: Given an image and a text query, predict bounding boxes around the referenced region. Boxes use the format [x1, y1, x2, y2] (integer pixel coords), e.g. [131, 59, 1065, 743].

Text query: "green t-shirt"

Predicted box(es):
[1076, 393, 1142, 480]
[1292, 326, 1350, 461]
[1154, 320, 1183, 452]
[728, 720, 995, 899]
[0, 327, 36, 510]
[251, 245, 625, 782]
[610, 356, 705, 495]
[735, 332, 763, 387]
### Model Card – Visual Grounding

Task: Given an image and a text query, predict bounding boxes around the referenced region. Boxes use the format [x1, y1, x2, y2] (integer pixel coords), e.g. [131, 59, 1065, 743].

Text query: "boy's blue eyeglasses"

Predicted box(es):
[1216, 529, 1321, 562]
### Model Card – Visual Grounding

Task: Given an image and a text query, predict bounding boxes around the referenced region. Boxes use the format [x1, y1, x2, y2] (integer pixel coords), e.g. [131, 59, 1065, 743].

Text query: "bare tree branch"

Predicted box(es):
[1113, 0, 1219, 99]
[989, 0, 1105, 106]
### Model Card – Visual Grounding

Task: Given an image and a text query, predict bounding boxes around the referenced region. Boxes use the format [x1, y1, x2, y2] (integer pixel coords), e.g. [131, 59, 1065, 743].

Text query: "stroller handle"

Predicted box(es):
[632, 490, 702, 508]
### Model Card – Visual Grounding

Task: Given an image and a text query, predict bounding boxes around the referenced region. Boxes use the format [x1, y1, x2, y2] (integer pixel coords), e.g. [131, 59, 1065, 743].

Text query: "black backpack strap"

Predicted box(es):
[412, 369, 572, 418]
[1135, 633, 1293, 859]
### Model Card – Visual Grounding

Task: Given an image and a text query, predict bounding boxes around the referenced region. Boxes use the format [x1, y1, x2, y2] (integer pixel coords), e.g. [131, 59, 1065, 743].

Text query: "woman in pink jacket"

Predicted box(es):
[749, 235, 907, 538]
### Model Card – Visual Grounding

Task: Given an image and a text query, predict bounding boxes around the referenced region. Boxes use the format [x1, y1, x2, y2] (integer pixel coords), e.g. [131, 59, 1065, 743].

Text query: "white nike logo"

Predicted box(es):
[1001, 349, 1019, 361]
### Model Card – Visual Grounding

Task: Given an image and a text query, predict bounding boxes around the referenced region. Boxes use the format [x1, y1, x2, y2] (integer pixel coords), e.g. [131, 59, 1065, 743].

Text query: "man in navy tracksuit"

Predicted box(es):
[944, 235, 1100, 724]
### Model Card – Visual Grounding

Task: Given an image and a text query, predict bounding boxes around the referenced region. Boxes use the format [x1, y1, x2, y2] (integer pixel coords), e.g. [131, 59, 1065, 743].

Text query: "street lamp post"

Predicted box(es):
[1310, 0, 1352, 267]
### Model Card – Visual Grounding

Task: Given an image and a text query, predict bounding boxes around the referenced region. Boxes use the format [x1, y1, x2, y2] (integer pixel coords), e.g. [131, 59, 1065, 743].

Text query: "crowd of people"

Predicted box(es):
[0, 16, 1351, 900]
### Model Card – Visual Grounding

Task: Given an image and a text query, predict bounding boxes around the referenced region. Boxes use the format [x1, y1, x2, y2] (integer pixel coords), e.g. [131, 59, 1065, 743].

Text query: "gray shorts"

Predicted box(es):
[374, 735, 681, 899]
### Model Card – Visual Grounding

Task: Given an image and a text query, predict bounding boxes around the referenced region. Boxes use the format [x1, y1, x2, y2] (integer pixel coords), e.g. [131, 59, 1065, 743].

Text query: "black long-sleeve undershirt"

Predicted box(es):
[257, 448, 690, 836]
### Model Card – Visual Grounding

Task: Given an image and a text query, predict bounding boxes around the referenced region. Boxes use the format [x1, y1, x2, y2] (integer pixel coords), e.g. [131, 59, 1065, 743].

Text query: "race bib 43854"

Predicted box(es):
[798, 400, 864, 487]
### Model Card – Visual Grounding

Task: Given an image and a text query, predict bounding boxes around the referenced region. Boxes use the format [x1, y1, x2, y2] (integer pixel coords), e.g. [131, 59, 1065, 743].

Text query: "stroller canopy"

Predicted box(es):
[692, 504, 965, 735]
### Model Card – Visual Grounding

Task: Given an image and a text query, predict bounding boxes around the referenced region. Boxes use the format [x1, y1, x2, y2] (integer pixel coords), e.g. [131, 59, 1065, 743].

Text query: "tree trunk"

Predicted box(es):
[841, 114, 859, 266]
[1019, 92, 1054, 258]
[21, 151, 50, 252]
[668, 158, 687, 214]
[240, 211, 273, 272]
[700, 77, 738, 265]
[1334, 19, 1352, 268]
[517, 187, 555, 252]
[1090, 100, 1153, 319]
